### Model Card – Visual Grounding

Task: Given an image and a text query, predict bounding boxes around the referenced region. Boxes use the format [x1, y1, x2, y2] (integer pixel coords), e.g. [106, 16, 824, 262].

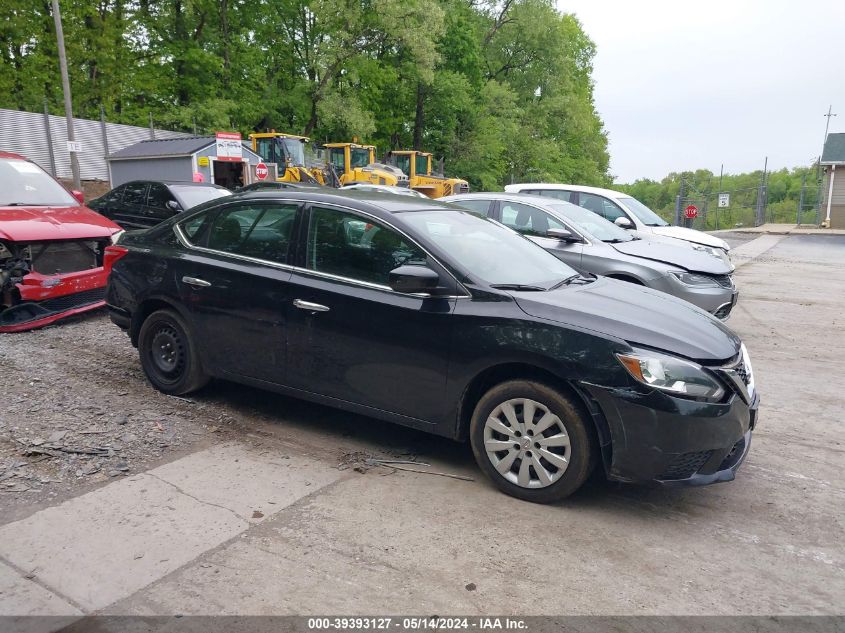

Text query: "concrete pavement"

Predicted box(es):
[1, 234, 843, 625]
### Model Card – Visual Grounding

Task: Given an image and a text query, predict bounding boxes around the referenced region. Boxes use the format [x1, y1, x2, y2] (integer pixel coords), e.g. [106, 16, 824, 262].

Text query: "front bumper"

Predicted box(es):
[0, 268, 108, 332]
[582, 382, 759, 486]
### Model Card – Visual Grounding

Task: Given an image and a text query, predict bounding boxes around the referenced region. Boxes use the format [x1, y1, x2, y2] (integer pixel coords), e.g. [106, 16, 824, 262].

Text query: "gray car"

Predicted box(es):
[443, 193, 738, 319]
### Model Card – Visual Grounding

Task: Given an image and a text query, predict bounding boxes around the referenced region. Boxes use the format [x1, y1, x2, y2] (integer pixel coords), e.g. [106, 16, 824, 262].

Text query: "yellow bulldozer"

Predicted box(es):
[249, 132, 326, 184]
[322, 142, 410, 189]
[386, 150, 469, 198]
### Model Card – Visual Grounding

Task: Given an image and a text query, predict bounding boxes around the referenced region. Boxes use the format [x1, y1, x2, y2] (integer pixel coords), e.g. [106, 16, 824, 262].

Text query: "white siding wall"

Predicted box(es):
[0, 108, 184, 181]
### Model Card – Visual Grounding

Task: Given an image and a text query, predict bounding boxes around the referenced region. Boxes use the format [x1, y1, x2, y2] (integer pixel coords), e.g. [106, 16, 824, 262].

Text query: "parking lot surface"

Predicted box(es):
[1, 234, 843, 620]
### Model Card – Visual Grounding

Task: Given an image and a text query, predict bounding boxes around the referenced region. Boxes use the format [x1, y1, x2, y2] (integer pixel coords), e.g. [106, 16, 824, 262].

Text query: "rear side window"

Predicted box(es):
[306, 206, 426, 285]
[537, 189, 574, 202]
[122, 182, 148, 205]
[204, 203, 299, 264]
[449, 199, 492, 216]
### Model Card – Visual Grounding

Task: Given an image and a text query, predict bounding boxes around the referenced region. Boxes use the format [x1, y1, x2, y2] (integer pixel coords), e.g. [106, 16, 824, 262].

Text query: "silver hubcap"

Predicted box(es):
[483, 398, 571, 489]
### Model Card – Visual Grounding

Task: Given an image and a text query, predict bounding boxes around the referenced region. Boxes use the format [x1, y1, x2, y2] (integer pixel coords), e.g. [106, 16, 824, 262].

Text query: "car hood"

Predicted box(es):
[0, 205, 120, 241]
[650, 225, 730, 251]
[609, 238, 734, 274]
[513, 277, 740, 362]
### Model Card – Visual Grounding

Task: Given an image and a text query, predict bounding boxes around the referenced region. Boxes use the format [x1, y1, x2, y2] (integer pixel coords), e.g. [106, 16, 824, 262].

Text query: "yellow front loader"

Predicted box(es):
[249, 132, 326, 184]
[386, 150, 469, 198]
[322, 143, 410, 188]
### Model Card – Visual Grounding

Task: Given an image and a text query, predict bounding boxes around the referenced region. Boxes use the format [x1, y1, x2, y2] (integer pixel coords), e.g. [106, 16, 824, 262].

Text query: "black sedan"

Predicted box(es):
[104, 190, 758, 502]
[88, 180, 231, 229]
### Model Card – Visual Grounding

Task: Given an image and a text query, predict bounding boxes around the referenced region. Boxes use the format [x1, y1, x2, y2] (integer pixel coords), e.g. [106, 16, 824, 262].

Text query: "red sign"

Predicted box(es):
[684, 205, 698, 219]
[255, 162, 269, 180]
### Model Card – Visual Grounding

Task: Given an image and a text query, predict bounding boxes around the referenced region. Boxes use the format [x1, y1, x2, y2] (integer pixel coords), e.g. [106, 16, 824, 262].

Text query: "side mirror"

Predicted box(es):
[71, 190, 85, 204]
[547, 228, 580, 243]
[388, 265, 440, 295]
[167, 200, 182, 211]
[614, 217, 634, 229]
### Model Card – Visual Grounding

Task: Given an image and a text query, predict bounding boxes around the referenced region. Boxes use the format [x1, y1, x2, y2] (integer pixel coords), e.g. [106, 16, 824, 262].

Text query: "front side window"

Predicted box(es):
[577, 192, 626, 222]
[415, 154, 428, 176]
[306, 206, 426, 285]
[329, 148, 346, 171]
[205, 203, 298, 263]
[147, 183, 174, 210]
[0, 158, 77, 206]
[123, 182, 148, 206]
[499, 201, 565, 237]
[618, 196, 669, 226]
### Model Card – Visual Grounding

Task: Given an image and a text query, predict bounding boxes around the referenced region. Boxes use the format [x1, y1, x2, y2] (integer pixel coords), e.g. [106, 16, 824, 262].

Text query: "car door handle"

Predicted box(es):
[182, 276, 211, 288]
[293, 299, 330, 313]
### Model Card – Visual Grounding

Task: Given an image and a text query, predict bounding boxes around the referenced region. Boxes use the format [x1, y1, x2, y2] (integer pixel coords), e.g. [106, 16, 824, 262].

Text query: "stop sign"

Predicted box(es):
[255, 162, 269, 180]
[685, 204, 698, 219]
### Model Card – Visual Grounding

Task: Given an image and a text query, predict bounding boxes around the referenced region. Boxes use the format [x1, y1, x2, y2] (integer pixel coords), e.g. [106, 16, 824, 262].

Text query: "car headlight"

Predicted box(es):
[616, 348, 725, 400]
[671, 271, 721, 288]
[110, 230, 125, 245]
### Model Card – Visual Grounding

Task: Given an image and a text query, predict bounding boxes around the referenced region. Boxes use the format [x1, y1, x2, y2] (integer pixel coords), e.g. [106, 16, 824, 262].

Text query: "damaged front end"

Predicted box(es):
[0, 238, 111, 332]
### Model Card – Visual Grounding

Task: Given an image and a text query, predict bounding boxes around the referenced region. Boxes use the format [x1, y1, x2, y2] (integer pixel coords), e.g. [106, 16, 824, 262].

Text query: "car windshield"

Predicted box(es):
[399, 209, 578, 289]
[0, 158, 77, 206]
[546, 202, 634, 242]
[618, 196, 669, 226]
[171, 186, 231, 210]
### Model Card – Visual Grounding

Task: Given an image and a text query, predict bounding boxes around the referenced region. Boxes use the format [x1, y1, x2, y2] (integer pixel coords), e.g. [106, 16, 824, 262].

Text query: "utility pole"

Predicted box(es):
[817, 106, 837, 215]
[821, 105, 837, 165]
[51, 0, 81, 190]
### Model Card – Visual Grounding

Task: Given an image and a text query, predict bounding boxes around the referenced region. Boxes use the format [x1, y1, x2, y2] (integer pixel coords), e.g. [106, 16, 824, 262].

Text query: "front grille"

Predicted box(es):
[40, 287, 106, 312]
[30, 241, 101, 275]
[723, 354, 750, 386]
[660, 450, 713, 480]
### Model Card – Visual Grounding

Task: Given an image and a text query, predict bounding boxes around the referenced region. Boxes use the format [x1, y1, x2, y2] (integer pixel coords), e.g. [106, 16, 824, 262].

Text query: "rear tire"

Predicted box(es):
[469, 380, 595, 503]
[138, 308, 209, 395]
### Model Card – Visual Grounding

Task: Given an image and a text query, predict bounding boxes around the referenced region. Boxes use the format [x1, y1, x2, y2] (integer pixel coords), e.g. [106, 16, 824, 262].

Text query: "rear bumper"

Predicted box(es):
[582, 382, 759, 487]
[0, 268, 109, 332]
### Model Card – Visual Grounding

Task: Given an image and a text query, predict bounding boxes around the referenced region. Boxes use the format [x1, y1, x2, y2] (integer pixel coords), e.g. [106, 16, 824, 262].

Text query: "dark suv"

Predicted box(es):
[104, 190, 759, 502]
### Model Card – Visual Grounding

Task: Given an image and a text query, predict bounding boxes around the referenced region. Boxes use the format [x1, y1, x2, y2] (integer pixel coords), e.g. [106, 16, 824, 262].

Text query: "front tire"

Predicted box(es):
[469, 380, 595, 503]
[138, 308, 209, 395]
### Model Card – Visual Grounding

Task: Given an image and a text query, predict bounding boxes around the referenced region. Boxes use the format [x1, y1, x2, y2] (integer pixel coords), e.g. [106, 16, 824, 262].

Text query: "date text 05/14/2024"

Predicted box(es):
[307, 618, 528, 631]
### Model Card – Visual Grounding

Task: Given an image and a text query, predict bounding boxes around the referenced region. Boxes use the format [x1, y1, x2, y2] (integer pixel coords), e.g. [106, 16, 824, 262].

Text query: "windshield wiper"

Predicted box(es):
[603, 238, 630, 243]
[490, 283, 546, 291]
[549, 274, 581, 290]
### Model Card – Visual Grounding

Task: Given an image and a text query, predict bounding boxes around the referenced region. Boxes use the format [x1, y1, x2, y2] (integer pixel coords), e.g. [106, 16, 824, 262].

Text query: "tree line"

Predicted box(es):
[617, 165, 823, 228]
[1, 0, 611, 190]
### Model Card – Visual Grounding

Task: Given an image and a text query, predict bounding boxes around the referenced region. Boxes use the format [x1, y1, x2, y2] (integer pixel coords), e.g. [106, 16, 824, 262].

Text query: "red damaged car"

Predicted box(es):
[0, 152, 122, 332]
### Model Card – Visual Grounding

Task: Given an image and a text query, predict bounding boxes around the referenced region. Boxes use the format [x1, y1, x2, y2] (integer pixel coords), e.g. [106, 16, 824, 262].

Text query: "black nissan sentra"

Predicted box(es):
[104, 190, 759, 503]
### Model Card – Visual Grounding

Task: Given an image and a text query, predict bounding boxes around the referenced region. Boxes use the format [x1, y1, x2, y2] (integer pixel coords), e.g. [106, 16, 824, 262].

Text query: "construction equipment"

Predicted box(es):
[249, 132, 325, 184]
[386, 150, 469, 198]
[322, 142, 409, 189]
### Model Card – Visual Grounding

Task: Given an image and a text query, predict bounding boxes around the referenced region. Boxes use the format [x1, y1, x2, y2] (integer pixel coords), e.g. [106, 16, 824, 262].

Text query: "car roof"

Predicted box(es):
[229, 189, 451, 218]
[120, 180, 227, 189]
[505, 183, 628, 198]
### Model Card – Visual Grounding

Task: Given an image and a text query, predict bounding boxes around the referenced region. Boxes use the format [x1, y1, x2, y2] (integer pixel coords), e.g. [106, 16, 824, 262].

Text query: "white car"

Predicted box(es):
[504, 183, 730, 253]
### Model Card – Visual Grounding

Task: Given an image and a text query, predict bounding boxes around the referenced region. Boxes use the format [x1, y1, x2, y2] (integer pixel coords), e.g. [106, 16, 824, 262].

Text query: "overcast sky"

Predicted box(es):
[558, 0, 845, 183]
